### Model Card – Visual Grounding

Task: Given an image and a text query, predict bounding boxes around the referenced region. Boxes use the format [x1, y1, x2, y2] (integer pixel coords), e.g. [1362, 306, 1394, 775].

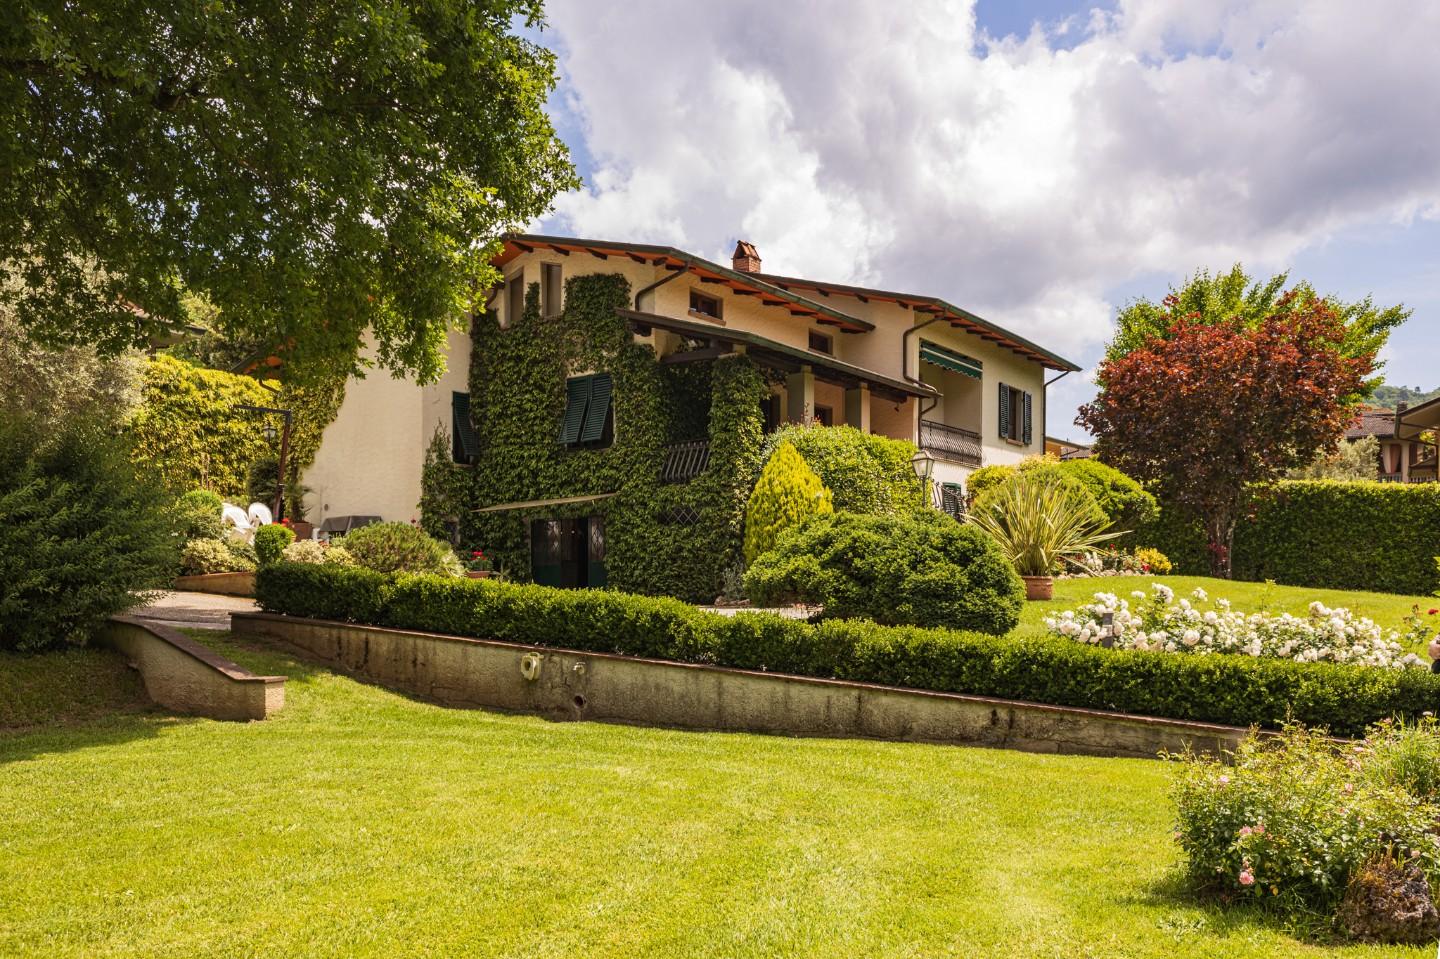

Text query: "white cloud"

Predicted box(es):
[538, 0, 1440, 378]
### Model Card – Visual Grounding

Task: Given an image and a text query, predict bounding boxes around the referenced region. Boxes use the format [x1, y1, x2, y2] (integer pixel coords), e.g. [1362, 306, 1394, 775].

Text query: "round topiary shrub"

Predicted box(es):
[176, 488, 224, 540]
[742, 510, 1025, 634]
[253, 522, 296, 565]
[336, 521, 461, 575]
[761, 423, 924, 515]
[1049, 458, 1158, 539]
[743, 441, 834, 564]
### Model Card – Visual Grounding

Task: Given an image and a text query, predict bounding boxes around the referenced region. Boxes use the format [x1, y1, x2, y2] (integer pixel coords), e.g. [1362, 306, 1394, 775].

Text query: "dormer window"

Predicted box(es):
[689, 289, 721, 320]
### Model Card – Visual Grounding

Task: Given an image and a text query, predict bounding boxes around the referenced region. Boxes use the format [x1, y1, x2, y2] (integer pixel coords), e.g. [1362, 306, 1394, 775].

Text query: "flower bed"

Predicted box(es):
[1046, 584, 1426, 670]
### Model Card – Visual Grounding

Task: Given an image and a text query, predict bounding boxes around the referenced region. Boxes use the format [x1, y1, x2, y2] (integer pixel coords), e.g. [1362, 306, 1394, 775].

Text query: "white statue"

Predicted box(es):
[220, 501, 274, 542]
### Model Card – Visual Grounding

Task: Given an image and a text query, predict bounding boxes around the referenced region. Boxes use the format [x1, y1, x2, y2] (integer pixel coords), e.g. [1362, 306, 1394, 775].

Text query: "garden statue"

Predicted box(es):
[221, 501, 274, 542]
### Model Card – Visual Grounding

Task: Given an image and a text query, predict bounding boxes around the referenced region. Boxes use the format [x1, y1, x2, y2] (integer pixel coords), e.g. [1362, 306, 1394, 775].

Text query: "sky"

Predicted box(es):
[528, 0, 1440, 441]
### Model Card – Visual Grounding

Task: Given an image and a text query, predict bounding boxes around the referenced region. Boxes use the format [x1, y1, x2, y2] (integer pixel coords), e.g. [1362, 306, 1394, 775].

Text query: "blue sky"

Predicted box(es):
[532, 1, 1440, 439]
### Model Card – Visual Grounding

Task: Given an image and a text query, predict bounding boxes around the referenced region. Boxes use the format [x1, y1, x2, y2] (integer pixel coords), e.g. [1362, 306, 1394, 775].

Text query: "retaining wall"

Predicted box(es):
[101, 616, 284, 721]
[232, 612, 1253, 758]
[173, 572, 256, 598]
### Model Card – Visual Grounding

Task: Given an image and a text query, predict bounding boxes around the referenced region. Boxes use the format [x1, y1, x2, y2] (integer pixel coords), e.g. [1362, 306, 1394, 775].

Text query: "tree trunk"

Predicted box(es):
[1205, 512, 1235, 579]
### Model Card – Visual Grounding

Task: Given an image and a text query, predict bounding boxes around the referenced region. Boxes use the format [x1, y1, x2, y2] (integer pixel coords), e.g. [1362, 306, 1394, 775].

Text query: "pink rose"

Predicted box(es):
[1239, 826, 1252, 837]
[1217, 775, 1230, 785]
[1238, 869, 1255, 886]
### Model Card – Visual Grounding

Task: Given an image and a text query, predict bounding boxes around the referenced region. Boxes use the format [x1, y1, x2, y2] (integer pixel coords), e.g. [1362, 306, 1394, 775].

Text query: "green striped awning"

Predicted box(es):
[919, 342, 983, 379]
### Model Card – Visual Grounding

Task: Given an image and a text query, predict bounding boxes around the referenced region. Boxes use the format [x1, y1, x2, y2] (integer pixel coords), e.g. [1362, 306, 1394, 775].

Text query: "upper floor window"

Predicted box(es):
[541, 263, 563, 317]
[506, 271, 524, 327]
[452, 391, 478, 464]
[998, 383, 1033, 445]
[559, 373, 614, 449]
[808, 330, 833, 355]
[689, 289, 721, 320]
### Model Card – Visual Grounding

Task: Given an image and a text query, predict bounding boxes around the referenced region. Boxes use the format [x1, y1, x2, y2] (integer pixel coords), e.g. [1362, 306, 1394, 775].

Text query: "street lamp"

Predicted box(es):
[910, 447, 935, 483]
[235, 404, 293, 521]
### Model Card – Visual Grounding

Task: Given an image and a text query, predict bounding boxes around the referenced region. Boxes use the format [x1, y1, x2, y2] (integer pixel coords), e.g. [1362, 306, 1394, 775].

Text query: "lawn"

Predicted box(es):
[1, 633, 1431, 958]
[1019, 574, 1438, 655]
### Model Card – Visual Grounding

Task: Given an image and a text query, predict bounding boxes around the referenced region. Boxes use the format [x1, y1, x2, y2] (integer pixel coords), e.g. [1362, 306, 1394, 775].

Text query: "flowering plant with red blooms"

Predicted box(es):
[280, 517, 293, 528]
[465, 548, 492, 572]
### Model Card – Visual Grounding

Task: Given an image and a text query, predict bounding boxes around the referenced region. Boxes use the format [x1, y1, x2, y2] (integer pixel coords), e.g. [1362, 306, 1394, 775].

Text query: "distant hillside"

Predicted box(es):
[1370, 383, 1440, 410]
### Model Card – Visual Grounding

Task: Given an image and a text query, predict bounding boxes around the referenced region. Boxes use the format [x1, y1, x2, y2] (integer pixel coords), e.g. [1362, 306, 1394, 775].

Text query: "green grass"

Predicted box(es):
[1019, 575, 1439, 655]
[1, 633, 1430, 957]
[0, 646, 151, 730]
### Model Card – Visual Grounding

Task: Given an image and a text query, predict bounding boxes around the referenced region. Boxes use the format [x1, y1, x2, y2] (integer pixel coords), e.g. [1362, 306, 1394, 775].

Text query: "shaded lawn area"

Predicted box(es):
[1, 636, 1431, 958]
[1019, 574, 1439, 655]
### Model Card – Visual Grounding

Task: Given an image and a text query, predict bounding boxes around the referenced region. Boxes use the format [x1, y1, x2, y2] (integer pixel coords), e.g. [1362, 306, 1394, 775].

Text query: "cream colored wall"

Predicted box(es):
[302, 326, 471, 526]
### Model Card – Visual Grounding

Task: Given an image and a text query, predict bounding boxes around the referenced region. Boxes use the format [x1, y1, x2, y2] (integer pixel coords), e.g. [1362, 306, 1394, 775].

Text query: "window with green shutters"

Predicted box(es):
[452, 391, 478, 463]
[998, 382, 1033, 444]
[940, 482, 965, 518]
[560, 373, 614, 448]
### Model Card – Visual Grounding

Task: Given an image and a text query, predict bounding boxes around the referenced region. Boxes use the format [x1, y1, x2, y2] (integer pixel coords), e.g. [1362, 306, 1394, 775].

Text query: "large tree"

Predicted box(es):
[1079, 295, 1374, 577]
[1106, 265, 1406, 400]
[0, 1, 578, 381]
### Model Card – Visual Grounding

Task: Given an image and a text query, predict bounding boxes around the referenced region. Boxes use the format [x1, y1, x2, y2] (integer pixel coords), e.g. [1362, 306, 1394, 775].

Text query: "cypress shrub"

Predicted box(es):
[742, 441, 833, 564]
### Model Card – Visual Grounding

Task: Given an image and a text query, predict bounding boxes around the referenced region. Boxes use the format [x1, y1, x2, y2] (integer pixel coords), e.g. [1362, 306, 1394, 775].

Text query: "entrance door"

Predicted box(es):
[530, 516, 606, 588]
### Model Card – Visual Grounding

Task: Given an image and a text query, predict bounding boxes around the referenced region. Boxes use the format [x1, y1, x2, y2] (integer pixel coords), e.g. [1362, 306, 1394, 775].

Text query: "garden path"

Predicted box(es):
[128, 591, 256, 632]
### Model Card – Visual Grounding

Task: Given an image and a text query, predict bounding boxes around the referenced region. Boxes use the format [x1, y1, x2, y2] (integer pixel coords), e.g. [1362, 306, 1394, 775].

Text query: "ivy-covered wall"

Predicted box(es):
[454, 273, 768, 602]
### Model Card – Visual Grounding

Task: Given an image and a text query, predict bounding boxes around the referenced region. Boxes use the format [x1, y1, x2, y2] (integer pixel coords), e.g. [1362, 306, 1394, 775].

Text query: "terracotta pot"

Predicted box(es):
[290, 521, 315, 541]
[1021, 575, 1054, 601]
[465, 570, 493, 580]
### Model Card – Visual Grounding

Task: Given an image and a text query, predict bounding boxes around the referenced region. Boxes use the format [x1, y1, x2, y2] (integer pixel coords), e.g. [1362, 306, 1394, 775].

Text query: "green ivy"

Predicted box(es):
[450, 273, 769, 602]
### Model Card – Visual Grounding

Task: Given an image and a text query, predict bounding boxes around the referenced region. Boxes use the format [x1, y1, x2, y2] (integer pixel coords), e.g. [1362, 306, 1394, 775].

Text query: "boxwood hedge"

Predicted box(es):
[255, 563, 1440, 737]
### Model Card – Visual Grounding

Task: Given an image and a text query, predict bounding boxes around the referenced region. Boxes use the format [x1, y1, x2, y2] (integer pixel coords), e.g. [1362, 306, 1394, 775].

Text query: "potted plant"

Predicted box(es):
[465, 549, 494, 579]
[967, 473, 1122, 600]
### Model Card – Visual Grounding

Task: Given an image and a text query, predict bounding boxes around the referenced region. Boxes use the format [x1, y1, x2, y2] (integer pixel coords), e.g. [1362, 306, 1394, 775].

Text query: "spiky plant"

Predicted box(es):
[967, 472, 1122, 577]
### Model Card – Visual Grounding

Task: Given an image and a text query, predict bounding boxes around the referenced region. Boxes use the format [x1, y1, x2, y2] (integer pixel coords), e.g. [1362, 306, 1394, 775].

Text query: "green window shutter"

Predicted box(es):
[941, 482, 964, 518]
[579, 373, 613, 444]
[1022, 391, 1033, 446]
[560, 376, 591, 445]
[452, 391, 478, 462]
[998, 382, 1011, 439]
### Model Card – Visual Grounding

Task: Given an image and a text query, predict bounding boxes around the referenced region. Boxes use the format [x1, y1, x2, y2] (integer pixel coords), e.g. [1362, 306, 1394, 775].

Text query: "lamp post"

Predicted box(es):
[910, 447, 936, 508]
[236, 404, 293, 521]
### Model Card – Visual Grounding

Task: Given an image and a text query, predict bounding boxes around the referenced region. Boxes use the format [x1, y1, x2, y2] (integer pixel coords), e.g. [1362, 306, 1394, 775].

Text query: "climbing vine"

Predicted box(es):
[451, 272, 768, 601]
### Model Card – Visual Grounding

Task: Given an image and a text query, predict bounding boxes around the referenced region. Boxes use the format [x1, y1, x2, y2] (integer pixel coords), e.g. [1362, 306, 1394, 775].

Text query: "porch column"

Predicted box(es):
[786, 367, 815, 424]
[844, 384, 871, 433]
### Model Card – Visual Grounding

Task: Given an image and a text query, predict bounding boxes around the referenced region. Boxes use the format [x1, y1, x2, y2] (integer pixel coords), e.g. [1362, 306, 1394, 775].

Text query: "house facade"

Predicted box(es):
[1346, 403, 1438, 483]
[300, 234, 1077, 597]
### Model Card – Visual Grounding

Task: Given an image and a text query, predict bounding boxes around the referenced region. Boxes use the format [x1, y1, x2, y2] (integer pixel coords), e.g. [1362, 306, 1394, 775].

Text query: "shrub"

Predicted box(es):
[1172, 722, 1440, 938]
[0, 415, 180, 651]
[964, 463, 1014, 503]
[1134, 547, 1172, 575]
[180, 537, 257, 575]
[253, 523, 296, 565]
[1052, 459, 1158, 543]
[743, 511, 1023, 634]
[761, 423, 924, 515]
[255, 563, 1440, 736]
[337, 521, 461, 576]
[968, 472, 1119, 576]
[281, 539, 356, 566]
[176, 488, 224, 540]
[742, 442, 833, 564]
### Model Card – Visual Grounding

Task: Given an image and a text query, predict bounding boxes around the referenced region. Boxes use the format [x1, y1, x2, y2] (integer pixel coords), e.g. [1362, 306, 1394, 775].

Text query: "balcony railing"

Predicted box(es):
[1378, 473, 1436, 483]
[661, 439, 710, 483]
[920, 419, 982, 467]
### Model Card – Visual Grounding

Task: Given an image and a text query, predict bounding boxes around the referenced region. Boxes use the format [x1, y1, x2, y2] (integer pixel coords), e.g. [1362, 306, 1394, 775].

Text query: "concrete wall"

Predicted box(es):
[100, 616, 285, 721]
[233, 612, 1252, 759]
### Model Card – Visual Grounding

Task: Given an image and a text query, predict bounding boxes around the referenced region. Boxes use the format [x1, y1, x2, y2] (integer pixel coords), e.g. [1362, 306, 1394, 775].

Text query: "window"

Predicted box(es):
[541, 262, 562, 316]
[761, 394, 781, 434]
[814, 405, 834, 427]
[940, 483, 965, 519]
[506, 272, 524, 327]
[998, 383, 1033, 445]
[808, 330, 833, 354]
[451, 391, 478, 464]
[689, 289, 721, 319]
[559, 373, 614, 448]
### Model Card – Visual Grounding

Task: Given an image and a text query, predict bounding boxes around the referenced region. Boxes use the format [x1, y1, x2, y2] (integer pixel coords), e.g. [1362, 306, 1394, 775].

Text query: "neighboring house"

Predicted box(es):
[301, 234, 1078, 595]
[1345, 403, 1438, 483]
[1045, 435, 1094, 461]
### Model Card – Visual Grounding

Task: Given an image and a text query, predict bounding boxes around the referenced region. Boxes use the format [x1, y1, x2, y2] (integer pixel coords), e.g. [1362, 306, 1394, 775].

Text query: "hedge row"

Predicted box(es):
[255, 563, 1440, 737]
[1141, 480, 1440, 595]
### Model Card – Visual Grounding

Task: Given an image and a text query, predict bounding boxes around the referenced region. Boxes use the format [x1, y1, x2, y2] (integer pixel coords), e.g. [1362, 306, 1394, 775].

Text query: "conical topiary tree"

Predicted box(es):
[743, 441, 834, 564]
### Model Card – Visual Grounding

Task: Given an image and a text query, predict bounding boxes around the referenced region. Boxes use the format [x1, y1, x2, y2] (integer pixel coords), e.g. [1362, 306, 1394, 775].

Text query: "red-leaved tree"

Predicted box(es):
[1078, 294, 1373, 577]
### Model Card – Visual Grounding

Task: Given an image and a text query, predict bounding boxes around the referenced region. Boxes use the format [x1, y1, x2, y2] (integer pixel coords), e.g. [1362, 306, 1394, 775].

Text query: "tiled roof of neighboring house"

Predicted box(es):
[494, 234, 1080, 372]
[1346, 406, 1398, 440]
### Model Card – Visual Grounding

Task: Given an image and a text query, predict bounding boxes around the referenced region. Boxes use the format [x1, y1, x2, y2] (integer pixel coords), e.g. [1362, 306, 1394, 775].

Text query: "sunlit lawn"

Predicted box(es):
[1, 633, 1431, 958]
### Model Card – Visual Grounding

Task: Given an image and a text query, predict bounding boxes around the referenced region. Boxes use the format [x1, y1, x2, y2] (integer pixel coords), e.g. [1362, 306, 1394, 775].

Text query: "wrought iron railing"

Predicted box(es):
[661, 439, 710, 483]
[920, 419, 982, 467]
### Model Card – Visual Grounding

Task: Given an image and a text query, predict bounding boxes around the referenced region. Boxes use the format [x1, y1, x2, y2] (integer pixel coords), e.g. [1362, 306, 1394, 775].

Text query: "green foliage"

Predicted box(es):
[463, 274, 770, 601]
[1172, 722, 1440, 931]
[176, 488, 223, 540]
[418, 427, 469, 542]
[338, 522, 460, 576]
[256, 562, 1440, 736]
[253, 524, 296, 566]
[743, 442, 834, 564]
[1372, 383, 1440, 410]
[968, 472, 1120, 576]
[964, 464, 1014, 503]
[0, 295, 143, 428]
[180, 537, 257, 576]
[762, 423, 924, 515]
[0, 414, 180, 651]
[1289, 434, 1381, 482]
[127, 355, 277, 499]
[742, 511, 1024, 634]
[1051, 458, 1158, 541]
[0, 1, 578, 383]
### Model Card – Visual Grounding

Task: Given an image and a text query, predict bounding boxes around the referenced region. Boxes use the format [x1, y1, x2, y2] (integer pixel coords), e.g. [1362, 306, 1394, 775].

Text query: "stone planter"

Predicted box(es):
[465, 570, 494, 580]
[174, 571, 257, 598]
[1022, 575, 1054, 601]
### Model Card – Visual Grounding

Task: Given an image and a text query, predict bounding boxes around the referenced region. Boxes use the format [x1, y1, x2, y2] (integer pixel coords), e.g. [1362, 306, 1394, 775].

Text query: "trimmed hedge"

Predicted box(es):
[255, 563, 1440, 737]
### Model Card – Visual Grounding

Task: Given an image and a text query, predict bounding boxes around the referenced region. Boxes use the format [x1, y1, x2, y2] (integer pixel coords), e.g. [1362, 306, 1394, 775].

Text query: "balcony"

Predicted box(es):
[661, 439, 710, 483]
[920, 419, 981, 467]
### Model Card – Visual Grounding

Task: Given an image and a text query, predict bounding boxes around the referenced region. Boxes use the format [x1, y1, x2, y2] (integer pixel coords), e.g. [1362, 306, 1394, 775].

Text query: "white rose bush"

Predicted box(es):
[1046, 584, 1426, 670]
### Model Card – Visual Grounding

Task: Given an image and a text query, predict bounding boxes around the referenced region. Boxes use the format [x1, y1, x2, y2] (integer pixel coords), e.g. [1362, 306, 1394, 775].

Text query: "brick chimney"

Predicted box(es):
[732, 240, 761, 273]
